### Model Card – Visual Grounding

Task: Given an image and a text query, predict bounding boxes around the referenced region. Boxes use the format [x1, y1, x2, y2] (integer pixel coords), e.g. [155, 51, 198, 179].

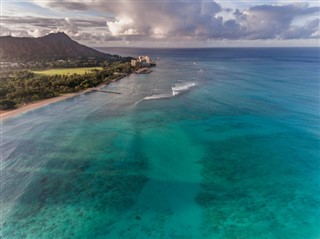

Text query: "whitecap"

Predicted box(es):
[172, 81, 196, 95]
[143, 93, 173, 100]
[138, 81, 196, 102]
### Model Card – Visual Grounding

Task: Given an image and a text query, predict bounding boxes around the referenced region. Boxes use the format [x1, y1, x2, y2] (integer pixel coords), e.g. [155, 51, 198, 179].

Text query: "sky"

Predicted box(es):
[1, 0, 319, 47]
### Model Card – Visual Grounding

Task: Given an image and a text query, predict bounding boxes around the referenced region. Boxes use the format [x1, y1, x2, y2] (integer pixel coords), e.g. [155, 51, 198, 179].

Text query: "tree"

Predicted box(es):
[0, 100, 17, 110]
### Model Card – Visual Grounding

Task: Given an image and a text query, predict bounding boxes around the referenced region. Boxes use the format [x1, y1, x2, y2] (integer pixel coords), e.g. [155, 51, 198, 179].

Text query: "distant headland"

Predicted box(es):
[0, 32, 111, 60]
[0, 32, 156, 120]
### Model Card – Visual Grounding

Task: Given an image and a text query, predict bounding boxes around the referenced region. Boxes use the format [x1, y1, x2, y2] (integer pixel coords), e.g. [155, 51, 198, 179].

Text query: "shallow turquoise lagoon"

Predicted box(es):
[1, 48, 319, 238]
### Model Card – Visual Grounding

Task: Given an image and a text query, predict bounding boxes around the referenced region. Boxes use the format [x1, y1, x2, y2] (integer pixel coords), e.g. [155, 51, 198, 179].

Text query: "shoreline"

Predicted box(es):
[0, 75, 127, 121]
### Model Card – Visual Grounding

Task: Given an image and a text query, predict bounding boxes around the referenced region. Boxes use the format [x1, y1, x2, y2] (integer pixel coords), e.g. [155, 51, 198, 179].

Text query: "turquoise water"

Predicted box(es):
[1, 48, 319, 238]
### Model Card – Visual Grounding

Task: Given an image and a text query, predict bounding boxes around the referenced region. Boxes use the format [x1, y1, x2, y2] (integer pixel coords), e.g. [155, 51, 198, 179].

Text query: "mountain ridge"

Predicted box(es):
[0, 32, 111, 60]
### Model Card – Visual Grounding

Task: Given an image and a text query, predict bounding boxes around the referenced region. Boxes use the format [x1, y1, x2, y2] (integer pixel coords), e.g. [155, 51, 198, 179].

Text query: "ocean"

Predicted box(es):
[1, 48, 319, 239]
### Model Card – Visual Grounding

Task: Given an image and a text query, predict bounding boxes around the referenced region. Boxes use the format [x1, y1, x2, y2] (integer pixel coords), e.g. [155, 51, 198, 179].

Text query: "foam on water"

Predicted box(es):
[172, 81, 196, 96]
[143, 93, 173, 100]
[142, 81, 196, 101]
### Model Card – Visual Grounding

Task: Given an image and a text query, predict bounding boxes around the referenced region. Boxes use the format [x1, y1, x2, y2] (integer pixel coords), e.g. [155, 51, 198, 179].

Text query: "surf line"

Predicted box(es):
[172, 80, 196, 96]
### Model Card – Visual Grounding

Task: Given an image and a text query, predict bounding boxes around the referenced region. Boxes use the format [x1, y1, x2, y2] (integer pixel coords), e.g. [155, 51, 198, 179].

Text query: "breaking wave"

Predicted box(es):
[172, 81, 196, 96]
[142, 81, 196, 101]
[143, 93, 173, 100]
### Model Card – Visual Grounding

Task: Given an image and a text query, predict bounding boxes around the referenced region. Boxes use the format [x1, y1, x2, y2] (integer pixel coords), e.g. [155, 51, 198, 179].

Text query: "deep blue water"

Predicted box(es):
[1, 48, 320, 238]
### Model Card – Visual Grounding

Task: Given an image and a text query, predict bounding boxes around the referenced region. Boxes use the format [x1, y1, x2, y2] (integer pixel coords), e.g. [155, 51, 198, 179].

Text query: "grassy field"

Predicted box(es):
[33, 67, 103, 76]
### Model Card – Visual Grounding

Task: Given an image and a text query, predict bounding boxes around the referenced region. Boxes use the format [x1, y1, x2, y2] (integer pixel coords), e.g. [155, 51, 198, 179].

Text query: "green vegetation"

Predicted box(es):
[2, 56, 133, 71]
[0, 100, 17, 110]
[0, 62, 132, 110]
[33, 67, 103, 76]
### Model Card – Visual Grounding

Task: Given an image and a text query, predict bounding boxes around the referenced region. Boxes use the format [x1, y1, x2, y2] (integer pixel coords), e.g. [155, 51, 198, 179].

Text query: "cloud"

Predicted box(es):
[107, 17, 138, 36]
[105, 1, 223, 39]
[1, 16, 106, 29]
[0, 15, 109, 39]
[31, 0, 223, 39]
[235, 3, 320, 39]
[282, 19, 320, 39]
[0, 25, 12, 36]
[2, 1, 319, 45]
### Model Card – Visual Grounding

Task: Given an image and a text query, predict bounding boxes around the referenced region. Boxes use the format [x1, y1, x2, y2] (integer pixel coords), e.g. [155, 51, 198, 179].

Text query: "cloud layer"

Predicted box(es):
[1, 1, 319, 45]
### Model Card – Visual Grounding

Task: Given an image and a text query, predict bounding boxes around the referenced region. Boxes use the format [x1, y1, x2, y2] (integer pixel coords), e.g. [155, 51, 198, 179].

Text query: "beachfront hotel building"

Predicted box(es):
[131, 55, 155, 67]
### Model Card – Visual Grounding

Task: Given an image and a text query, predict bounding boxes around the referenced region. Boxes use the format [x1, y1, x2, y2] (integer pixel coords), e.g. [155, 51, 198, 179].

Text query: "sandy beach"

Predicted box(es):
[0, 89, 90, 121]
[0, 74, 128, 121]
